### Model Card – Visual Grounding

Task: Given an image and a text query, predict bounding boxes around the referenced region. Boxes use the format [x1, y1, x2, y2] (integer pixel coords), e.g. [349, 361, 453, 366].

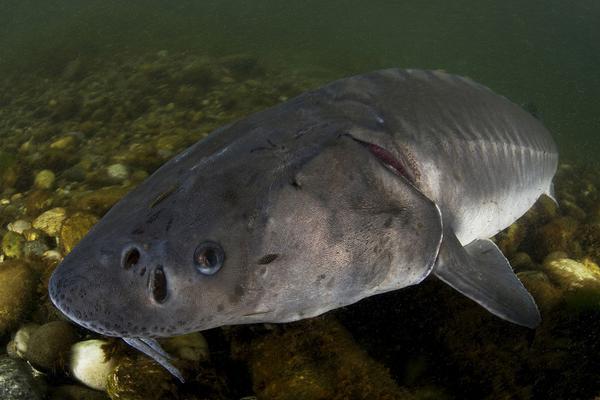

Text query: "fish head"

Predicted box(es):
[49, 131, 442, 337]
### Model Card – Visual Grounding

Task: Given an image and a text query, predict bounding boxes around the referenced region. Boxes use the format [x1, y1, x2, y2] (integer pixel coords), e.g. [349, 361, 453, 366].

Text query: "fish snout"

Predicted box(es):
[120, 242, 170, 305]
[48, 239, 175, 336]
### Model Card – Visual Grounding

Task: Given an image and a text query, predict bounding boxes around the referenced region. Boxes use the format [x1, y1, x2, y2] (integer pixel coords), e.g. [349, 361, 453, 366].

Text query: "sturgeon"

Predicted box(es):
[49, 69, 558, 380]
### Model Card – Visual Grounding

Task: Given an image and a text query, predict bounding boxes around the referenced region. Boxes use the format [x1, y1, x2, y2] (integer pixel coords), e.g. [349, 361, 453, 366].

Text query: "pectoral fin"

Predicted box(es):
[433, 229, 541, 328]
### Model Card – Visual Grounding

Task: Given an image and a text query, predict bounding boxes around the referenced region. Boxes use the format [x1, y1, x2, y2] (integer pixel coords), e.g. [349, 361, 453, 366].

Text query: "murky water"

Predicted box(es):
[0, 1, 599, 399]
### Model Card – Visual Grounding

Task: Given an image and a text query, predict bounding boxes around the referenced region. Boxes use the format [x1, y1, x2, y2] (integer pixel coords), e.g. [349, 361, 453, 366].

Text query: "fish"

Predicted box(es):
[49, 68, 558, 381]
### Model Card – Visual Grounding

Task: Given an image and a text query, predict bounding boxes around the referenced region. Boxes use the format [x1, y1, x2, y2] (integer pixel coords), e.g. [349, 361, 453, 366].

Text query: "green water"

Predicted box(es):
[1, 1, 600, 399]
[1, 0, 599, 159]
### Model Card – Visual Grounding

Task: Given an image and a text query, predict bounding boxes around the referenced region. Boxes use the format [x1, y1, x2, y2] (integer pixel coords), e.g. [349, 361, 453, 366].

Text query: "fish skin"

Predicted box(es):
[49, 69, 557, 351]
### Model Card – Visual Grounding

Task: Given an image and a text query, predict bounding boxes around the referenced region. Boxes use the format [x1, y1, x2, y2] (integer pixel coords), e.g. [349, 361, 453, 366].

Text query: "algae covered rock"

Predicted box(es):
[542, 257, 600, 290]
[517, 270, 562, 311]
[49, 135, 77, 151]
[33, 169, 56, 190]
[70, 340, 117, 391]
[23, 240, 50, 259]
[0, 151, 19, 189]
[60, 212, 98, 254]
[10, 323, 40, 358]
[49, 384, 110, 400]
[534, 216, 581, 259]
[24, 321, 78, 372]
[510, 252, 535, 271]
[7, 220, 32, 235]
[161, 332, 209, 363]
[106, 355, 178, 400]
[0, 260, 37, 336]
[32, 207, 67, 237]
[233, 317, 415, 400]
[73, 186, 131, 215]
[497, 222, 527, 258]
[2, 231, 24, 258]
[0, 355, 44, 400]
[25, 190, 54, 216]
[542, 257, 600, 310]
[106, 164, 130, 183]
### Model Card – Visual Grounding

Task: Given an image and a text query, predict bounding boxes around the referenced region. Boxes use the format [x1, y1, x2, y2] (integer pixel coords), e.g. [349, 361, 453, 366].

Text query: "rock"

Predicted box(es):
[0, 260, 37, 335]
[72, 186, 131, 215]
[12, 323, 40, 358]
[106, 164, 129, 182]
[510, 252, 535, 271]
[220, 54, 262, 78]
[543, 251, 569, 264]
[161, 332, 209, 362]
[542, 257, 600, 290]
[130, 170, 149, 183]
[62, 58, 87, 81]
[561, 200, 586, 220]
[542, 257, 600, 310]
[0, 151, 22, 190]
[32, 207, 67, 237]
[517, 271, 562, 311]
[155, 133, 188, 158]
[177, 61, 217, 87]
[232, 318, 411, 400]
[106, 355, 178, 400]
[112, 143, 157, 170]
[50, 135, 76, 151]
[174, 85, 197, 106]
[2, 231, 24, 258]
[6, 340, 18, 358]
[42, 250, 63, 265]
[534, 217, 580, 260]
[25, 190, 54, 216]
[24, 321, 78, 372]
[63, 164, 87, 182]
[50, 385, 110, 400]
[22, 240, 50, 258]
[497, 222, 526, 258]
[60, 212, 98, 254]
[70, 340, 117, 391]
[7, 220, 31, 235]
[577, 222, 600, 262]
[537, 195, 558, 219]
[33, 170, 56, 190]
[0, 355, 44, 400]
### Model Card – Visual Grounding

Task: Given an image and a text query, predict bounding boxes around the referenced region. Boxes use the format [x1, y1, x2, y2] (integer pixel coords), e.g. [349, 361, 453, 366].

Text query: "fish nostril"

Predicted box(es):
[123, 247, 140, 269]
[151, 266, 168, 304]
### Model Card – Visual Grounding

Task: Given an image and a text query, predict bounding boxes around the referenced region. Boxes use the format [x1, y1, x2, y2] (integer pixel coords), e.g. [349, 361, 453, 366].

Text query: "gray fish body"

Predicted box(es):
[353, 69, 558, 245]
[49, 69, 557, 377]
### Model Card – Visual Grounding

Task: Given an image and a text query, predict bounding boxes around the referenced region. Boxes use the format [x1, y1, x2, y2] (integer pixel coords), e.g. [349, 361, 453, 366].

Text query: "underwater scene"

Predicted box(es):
[0, 1, 599, 399]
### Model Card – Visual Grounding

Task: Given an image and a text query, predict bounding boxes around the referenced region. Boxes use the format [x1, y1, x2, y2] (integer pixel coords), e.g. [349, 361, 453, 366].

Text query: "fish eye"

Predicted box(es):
[194, 241, 225, 275]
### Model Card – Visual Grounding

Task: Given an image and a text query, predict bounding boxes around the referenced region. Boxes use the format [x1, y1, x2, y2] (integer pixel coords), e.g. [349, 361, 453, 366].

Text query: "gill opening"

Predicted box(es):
[345, 134, 416, 184]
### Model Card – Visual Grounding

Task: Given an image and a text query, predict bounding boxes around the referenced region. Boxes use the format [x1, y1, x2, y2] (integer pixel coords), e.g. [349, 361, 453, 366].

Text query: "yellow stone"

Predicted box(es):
[49, 135, 75, 150]
[543, 257, 600, 290]
[32, 207, 67, 237]
[60, 212, 99, 254]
